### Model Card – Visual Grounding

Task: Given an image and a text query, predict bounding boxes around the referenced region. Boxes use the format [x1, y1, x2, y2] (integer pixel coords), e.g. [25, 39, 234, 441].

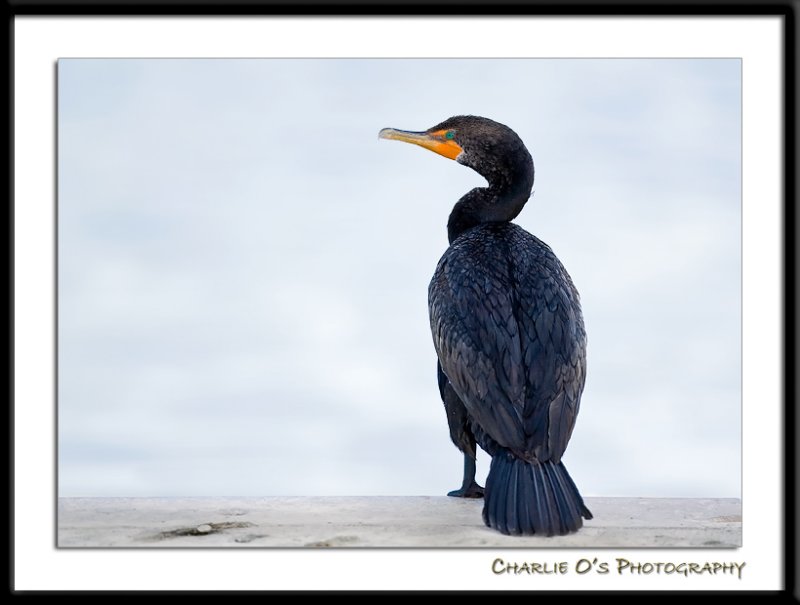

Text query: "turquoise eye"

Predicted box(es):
[445, 130, 455, 140]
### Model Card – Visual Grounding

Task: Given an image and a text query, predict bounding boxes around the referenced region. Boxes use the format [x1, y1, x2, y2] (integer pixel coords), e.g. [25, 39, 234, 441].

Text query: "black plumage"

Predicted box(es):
[379, 115, 592, 536]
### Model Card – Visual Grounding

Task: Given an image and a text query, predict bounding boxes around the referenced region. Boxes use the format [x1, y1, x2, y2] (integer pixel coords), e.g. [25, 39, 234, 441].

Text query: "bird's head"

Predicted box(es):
[378, 115, 533, 189]
[380, 115, 535, 241]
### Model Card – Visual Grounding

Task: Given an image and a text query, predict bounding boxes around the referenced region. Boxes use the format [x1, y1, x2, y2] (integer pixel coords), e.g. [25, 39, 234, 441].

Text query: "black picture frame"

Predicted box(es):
[8, 0, 796, 598]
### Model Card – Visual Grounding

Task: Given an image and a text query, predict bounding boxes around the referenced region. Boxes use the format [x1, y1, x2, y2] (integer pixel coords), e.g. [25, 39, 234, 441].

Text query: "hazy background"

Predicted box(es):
[58, 58, 741, 498]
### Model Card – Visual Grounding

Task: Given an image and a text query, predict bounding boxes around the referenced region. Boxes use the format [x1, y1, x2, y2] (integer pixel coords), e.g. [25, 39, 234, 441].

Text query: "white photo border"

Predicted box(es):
[13, 13, 787, 592]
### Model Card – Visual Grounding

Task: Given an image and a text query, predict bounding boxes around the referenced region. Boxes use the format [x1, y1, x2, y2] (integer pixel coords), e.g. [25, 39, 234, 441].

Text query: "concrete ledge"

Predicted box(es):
[57, 496, 742, 548]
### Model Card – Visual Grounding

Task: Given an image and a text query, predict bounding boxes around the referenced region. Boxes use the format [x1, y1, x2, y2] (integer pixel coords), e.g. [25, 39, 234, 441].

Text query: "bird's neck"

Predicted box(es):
[447, 171, 534, 244]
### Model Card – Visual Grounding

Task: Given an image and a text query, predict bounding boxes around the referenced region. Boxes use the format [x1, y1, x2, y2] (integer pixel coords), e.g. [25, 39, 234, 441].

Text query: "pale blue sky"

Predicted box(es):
[58, 58, 741, 497]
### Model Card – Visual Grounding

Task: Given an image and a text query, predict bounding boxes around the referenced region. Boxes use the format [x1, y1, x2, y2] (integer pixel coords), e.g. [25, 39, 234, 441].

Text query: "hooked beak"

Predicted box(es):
[379, 127, 463, 161]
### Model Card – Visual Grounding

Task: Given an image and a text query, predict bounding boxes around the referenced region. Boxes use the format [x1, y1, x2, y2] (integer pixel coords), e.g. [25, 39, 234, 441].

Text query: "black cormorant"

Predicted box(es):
[379, 115, 592, 536]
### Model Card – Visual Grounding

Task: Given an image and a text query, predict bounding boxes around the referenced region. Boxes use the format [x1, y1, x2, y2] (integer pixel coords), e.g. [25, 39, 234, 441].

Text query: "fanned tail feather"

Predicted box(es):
[482, 451, 592, 536]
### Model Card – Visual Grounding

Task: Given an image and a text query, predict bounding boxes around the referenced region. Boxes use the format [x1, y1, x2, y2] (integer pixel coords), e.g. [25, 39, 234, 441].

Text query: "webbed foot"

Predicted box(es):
[447, 482, 485, 498]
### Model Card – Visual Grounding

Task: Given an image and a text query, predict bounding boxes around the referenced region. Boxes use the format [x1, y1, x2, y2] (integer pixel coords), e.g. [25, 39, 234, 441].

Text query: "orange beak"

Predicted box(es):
[378, 127, 463, 161]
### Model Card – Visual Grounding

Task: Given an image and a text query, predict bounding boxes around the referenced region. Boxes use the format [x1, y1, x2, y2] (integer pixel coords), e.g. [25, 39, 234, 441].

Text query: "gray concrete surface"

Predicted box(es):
[57, 496, 742, 548]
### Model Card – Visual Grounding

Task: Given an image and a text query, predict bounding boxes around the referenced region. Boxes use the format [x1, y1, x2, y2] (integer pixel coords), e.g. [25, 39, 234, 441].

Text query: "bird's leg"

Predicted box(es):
[447, 452, 484, 498]
[438, 361, 484, 498]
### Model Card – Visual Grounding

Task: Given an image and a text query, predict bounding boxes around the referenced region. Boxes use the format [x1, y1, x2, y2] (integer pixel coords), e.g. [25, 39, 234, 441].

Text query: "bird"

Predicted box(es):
[379, 115, 592, 536]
